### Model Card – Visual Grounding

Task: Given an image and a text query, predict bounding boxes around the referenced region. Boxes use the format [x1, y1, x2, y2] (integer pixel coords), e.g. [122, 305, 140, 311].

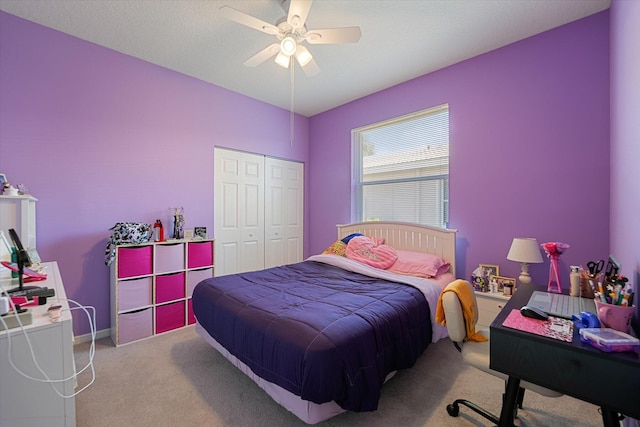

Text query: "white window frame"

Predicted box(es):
[352, 104, 449, 228]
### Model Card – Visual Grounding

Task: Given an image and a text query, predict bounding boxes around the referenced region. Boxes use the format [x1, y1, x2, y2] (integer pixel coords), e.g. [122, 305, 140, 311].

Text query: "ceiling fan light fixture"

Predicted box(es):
[280, 36, 297, 56]
[275, 51, 291, 68]
[295, 45, 313, 67]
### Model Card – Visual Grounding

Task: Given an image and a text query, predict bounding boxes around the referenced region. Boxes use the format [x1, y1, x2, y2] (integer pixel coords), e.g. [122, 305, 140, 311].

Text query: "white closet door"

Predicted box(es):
[214, 148, 265, 276]
[265, 158, 304, 268]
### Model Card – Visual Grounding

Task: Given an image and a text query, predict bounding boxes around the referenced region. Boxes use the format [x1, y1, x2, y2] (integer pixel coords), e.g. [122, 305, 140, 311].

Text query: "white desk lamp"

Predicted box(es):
[507, 238, 544, 284]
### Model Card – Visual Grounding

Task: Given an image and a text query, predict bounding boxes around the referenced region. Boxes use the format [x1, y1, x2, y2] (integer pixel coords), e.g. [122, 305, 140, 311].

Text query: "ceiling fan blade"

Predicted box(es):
[301, 57, 320, 77]
[219, 5, 279, 35]
[305, 27, 362, 44]
[243, 43, 280, 67]
[288, 0, 313, 30]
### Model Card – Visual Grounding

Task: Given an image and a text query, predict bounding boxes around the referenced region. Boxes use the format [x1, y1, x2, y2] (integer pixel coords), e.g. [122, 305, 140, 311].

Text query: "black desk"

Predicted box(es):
[490, 283, 640, 427]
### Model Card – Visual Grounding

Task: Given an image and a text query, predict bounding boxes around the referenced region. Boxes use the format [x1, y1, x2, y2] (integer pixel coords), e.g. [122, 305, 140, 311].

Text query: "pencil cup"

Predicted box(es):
[595, 300, 633, 333]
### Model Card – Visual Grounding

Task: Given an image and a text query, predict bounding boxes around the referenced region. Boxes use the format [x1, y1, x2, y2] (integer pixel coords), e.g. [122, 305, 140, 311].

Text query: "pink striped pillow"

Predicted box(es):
[346, 236, 398, 269]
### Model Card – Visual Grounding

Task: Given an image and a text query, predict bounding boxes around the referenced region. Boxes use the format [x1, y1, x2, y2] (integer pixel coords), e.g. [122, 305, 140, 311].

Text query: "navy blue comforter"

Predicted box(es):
[192, 260, 431, 411]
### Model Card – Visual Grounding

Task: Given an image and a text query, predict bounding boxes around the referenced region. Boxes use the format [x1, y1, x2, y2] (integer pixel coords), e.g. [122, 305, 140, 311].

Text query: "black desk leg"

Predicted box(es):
[498, 376, 521, 427]
[600, 407, 620, 427]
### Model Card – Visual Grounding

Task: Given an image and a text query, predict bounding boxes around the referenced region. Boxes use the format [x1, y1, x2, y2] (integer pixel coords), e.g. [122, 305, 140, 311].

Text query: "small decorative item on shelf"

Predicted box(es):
[17, 183, 29, 195]
[541, 241, 569, 293]
[153, 219, 165, 242]
[493, 275, 516, 294]
[0, 173, 7, 194]
[194, 227, 207, 239]
[170, 207, 185, 239]
[471, 272, 487, 292]
[503, 282, 514, 296]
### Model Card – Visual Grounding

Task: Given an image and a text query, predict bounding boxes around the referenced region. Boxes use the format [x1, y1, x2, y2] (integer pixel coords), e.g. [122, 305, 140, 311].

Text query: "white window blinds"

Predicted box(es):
[353, 104, 449, 227]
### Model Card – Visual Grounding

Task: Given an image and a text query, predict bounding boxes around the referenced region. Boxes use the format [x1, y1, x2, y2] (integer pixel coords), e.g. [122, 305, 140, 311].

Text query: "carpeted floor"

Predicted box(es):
[73, 326, 605, 427]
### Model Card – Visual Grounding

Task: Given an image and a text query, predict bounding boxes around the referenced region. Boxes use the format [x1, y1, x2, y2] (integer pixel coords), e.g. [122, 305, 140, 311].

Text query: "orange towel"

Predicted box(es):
[435, 279, 488, 342]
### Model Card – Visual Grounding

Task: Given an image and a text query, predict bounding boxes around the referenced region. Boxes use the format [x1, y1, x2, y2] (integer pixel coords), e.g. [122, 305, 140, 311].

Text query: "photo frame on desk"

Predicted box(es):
[479, 264, 499, 278]
[492, 275, 516, 293]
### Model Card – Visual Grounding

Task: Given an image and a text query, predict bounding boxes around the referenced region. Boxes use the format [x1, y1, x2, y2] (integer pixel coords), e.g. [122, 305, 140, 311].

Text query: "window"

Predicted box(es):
[352, 104, 449, 228]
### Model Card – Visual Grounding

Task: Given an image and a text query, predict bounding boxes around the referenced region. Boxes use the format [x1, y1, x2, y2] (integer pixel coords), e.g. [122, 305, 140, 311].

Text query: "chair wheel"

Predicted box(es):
[447, 403, 460, 417]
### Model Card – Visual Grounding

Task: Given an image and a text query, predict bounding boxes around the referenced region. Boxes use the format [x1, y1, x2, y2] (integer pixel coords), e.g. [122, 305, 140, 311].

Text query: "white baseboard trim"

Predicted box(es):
[74, 328, 111, 344]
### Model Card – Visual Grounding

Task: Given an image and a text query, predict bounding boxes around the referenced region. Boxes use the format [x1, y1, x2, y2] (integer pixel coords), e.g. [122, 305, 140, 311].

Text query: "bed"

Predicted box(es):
[192, 221, 457, 424]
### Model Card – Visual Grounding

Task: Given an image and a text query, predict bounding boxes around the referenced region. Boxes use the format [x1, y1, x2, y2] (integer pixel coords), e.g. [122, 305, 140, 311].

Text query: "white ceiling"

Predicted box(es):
[0, 0, 610, 117]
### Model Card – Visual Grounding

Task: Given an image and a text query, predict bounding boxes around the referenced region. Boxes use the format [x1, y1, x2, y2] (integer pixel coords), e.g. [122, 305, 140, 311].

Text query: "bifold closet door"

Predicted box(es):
[264, 157, 304, 269]
[214, 148, 265, 276]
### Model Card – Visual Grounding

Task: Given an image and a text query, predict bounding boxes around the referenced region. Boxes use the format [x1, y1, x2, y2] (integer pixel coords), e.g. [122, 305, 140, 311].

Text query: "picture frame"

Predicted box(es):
[492, 275, 516, 293]
[194, 227, 207, 239]
[479, 264, 500, 279]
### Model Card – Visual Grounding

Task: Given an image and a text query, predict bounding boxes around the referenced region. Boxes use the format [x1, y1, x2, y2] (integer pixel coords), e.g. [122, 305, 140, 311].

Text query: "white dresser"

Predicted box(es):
[0, 262, 76, 427]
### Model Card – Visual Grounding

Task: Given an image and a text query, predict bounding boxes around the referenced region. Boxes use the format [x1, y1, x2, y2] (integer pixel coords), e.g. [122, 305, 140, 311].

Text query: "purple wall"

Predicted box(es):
[0, 9, 620, 337]
[0, 12, 309, 335]
[609, 0, 640, 333]
[309, 12, 610, 287]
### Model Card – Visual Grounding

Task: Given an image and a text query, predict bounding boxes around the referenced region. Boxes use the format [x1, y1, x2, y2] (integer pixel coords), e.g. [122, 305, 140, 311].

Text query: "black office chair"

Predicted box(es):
[439, 280, 562, 424]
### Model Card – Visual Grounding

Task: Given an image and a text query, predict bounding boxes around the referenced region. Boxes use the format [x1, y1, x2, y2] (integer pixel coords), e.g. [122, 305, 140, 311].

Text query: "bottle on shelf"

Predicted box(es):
[153, 219, 164, 242]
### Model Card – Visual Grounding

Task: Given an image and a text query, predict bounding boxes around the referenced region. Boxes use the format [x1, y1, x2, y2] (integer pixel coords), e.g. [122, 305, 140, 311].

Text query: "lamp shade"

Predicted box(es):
[507, 238, 544, 264]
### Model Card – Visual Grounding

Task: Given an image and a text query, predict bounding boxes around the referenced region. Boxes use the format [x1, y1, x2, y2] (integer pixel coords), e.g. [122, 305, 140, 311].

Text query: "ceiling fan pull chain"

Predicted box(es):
[290, 60, 295, 146]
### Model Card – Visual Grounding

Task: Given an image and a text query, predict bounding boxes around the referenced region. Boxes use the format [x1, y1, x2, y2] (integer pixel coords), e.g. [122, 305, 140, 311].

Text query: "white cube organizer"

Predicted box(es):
[110, 239, 214, 346]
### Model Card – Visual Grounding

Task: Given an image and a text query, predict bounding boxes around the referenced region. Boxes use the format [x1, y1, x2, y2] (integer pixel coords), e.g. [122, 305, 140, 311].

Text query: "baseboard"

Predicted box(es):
[74, 328, 111, 344]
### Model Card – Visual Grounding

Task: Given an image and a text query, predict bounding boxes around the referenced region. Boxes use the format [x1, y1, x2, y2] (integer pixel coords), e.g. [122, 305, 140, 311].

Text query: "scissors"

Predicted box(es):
[587, 259, 604, 277]
[605, 257, 619, 279]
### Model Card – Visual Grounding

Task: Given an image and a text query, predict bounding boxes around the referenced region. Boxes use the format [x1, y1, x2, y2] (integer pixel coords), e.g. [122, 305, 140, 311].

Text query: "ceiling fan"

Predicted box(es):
[219, 0, 362, 76]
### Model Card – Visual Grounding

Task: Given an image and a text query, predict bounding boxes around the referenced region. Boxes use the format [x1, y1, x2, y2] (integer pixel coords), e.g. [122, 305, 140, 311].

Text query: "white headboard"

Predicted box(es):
[337, 221, 458, 277]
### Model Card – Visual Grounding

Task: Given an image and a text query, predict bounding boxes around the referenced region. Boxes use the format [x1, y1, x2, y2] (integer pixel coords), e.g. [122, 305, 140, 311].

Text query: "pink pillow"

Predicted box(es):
[346, 236, 398, 269]
[387, 250, 450, 278]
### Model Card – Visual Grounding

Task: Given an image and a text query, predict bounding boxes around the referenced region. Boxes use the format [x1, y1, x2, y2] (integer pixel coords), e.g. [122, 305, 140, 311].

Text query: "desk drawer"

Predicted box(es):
[476, 294, 507, 328]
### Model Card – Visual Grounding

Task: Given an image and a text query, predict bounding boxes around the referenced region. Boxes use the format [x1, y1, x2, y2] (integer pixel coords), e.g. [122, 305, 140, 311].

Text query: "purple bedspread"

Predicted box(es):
[192, 260, 432, 412]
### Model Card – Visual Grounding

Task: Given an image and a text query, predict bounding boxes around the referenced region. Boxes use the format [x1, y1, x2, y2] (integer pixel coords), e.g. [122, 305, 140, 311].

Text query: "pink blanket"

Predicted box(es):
[346, 236, 398, 269]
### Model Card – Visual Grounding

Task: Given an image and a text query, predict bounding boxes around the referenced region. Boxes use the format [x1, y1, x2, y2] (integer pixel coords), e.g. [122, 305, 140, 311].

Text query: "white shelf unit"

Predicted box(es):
[110, 239, 214, 346]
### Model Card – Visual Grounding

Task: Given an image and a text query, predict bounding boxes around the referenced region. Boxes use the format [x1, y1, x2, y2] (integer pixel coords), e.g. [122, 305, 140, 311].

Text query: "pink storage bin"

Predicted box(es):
[117, 245, 153, 279]
[155, 243, 185, 274]
[187, 299, 196, 325]
[156, 301, 185, 334]
[117, 277, 152, 312]
[188, 241, 214, 269]
[156, 272, 185, 304]
[186, 268, 213, 297]
[117, 308, 153, 344]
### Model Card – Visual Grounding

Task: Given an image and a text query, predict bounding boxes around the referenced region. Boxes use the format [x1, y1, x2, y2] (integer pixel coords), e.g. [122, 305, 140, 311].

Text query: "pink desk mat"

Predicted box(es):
[502, 309, 574, 342]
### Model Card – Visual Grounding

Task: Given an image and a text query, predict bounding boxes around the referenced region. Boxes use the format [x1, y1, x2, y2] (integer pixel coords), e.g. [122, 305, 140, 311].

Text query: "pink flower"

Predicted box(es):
[541, 242, 569, 257]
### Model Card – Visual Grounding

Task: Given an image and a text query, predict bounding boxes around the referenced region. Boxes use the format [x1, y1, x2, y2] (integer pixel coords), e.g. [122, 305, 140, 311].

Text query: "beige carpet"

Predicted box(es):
[74, 326, 605, 427]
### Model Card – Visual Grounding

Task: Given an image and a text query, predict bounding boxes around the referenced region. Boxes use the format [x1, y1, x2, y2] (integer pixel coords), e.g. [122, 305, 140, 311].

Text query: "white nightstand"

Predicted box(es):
[474, 291, 512, 328]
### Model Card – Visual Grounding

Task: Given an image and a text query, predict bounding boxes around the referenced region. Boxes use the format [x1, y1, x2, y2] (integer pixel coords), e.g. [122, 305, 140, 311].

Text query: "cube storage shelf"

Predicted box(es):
[110, 239, 214, 346]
